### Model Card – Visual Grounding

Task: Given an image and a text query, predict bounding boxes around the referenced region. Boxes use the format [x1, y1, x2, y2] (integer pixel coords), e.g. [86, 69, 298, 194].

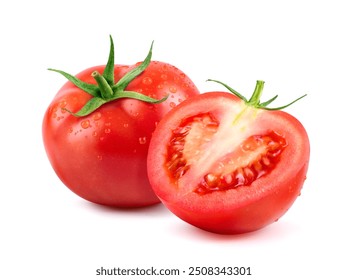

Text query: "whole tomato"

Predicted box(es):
[147, 79, 310, 233]
[42, 36, 199, 207]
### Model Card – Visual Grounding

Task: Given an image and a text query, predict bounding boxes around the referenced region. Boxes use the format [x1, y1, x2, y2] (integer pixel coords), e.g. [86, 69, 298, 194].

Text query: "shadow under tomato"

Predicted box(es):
[79, 200, 170, 217]
[168, 218, 299, 242]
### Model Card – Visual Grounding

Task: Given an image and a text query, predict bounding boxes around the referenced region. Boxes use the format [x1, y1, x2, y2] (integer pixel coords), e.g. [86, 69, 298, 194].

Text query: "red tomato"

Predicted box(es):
[42, 37, 199, 207]
[147, 80, 310, 233]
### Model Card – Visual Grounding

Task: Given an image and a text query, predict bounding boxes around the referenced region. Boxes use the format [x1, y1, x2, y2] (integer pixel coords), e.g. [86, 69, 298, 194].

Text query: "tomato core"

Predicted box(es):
[165, 113, 288, 194]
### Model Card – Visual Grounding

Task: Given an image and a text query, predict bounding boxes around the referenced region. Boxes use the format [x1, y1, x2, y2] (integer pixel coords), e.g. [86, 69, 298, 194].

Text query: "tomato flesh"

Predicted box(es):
[167, 113, 287, 194]
[147, 92, 310, 234]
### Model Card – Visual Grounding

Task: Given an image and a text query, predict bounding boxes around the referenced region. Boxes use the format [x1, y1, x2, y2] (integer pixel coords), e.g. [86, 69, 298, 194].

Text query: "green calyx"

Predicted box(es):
[207, 79, 307, 110]
[48, 36, 168, 117]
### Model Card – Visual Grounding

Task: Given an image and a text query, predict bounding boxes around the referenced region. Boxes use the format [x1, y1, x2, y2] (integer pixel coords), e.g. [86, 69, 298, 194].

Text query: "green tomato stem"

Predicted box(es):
[207, 79, 306, 110]
[248, 80, 265, 106]
[49, 36, 167, 117]
[92, 71, 114, 99]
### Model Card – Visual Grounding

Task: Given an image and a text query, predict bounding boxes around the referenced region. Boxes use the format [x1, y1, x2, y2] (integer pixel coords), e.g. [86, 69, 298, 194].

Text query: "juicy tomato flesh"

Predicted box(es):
[166, 113, 288, 194]
[147, 92, 310, 234]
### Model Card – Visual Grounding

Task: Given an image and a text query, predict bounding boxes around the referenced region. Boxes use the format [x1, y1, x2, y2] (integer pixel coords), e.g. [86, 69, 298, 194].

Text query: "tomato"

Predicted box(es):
[42, 36, 199, 207]
[147, 80, 310, 234]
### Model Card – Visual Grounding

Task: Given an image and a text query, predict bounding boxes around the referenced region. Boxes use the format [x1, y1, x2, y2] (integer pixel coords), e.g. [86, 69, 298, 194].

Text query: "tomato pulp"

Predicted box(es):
[148, 82, 310, 234]
[43, 37, 199, 207]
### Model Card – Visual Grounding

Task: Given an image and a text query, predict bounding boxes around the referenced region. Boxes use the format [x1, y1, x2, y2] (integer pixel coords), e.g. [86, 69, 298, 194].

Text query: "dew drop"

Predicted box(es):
[93, 112, 102, 121]
[139, 137, 147, 145]
[97, 155, 103, 161]
[161, 74, 168, 80]
[123, 123, 129, 128]
[142, 77, 153, 85]
[92, 131, 98, 137]
[157, 84, 163, 89]
[81, 120, 90, 129]
[169, 86, 177, 93]
[59, 100, 67, 108]
[170, 102, 176, 108]
[104, 128, 111, 134]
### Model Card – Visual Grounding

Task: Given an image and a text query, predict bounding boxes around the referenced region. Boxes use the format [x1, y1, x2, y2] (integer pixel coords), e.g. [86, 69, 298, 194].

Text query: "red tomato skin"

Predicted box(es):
[147, 92, 310, 233]
[43, 61, 199, 207]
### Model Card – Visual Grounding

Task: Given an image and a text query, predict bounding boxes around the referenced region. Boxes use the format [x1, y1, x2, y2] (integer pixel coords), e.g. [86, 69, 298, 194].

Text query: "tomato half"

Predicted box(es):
[42, 37, 199, 207]
[147, 81, 310, 234]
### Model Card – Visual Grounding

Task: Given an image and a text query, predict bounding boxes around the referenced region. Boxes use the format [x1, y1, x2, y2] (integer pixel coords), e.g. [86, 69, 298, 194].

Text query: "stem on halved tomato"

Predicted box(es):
[207, 79, 306, 111]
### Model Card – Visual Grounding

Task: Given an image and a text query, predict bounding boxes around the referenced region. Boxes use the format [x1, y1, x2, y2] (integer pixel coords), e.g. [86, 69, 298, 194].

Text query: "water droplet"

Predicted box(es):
[81, 120, 90, 129]
[104, 128, 111, 134]
[161, 74, 168, 80]
[142, 77, 153, 85]
[92, 131, 98, 137]
[123, 123, 129, 128]
[97, 155, 103, 160]
[68, 127, 73, 134]
[139, 137, 147, 145]
[59, 100, 67, 108]
[170, 102, 176, 108]
[157, 84, 163, 89]
[169, 86, 177, 93]
[93, 112, 102, 121]
[105, 122, 111, 127]
[52, 113, 57, 119]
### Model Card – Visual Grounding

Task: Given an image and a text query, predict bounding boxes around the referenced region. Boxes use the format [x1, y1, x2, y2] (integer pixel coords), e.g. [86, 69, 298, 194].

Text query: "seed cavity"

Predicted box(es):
[165, 113, 288, 194]
[196, 131, 287, 194]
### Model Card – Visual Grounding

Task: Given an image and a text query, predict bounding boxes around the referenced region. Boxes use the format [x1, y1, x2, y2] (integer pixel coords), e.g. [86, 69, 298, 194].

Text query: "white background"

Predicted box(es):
[1, 0, 347, 279]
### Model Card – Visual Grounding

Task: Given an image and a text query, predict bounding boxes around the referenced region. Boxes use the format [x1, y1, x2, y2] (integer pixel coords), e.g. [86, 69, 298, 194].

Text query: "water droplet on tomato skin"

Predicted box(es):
[169, 102, 176, 108]
[142, 77, 153, 85]
[139, 137, 147, 145]
[93, 112, 102, 121]
[104, 128, 111, 134]
[123, 123, 129, 128]
[97, 155, 103, 161]
[80, 120, 90, 129]
[169, 86, 177, 93]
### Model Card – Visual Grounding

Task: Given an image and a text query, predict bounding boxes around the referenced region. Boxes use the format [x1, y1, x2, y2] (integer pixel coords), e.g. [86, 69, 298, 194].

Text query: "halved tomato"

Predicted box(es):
[147, 80, 310, 234]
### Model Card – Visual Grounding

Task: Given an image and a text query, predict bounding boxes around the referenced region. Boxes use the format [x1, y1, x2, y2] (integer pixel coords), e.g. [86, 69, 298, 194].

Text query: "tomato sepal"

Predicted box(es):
[48, 36, 168, 117]
[207, 79, 307, 111]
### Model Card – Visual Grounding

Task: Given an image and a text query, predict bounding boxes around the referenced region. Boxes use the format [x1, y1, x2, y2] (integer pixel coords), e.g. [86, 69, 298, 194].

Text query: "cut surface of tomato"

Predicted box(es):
[147, 85, 310, 234]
